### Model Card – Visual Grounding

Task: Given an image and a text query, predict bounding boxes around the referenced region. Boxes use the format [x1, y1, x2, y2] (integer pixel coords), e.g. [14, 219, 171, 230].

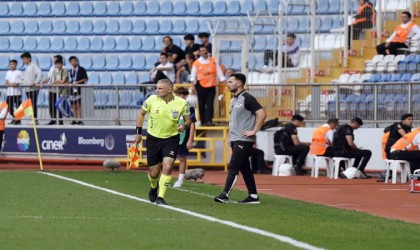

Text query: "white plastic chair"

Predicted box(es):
[385, 159, 411, 184]
[311, 156, 333, 178]
[272, 155, 293, 176]
[332, 157, 351, 179]
[364, 55, 384, 72]
[376, 55, 395, 72]
[387, 54, 405, 72]
[331, 74, 350, 84]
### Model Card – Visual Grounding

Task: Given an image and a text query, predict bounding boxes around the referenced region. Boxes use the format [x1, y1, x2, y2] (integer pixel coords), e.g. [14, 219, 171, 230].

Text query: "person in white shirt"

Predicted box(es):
[41, 55, 62, 125]
[377, 11, 420, 55]
[20, 52, 42, 123]
[150, 53, 175, 83]
[262, 33, 301, 71]
[5, 59, 22, 125]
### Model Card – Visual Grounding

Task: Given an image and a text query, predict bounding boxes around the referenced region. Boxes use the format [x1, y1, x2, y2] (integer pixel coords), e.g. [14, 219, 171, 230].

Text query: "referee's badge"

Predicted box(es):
[171, 110, 179, 119]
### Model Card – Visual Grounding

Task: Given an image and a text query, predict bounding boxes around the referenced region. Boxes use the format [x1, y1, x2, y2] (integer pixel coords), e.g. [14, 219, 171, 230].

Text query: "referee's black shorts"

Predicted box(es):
[146, 133, 180, 167]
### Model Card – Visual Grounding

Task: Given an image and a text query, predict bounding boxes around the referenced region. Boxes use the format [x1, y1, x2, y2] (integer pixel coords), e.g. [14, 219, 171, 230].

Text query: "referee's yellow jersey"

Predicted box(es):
[142, 95, 190, 139]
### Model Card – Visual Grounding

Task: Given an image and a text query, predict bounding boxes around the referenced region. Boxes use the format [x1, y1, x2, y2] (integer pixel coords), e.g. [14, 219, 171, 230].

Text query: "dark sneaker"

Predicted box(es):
[238, 196, 260, 204]
[71, 121, 77, 125]
[47, 121, 56, 125]
[77, 121, 84, 125]
[149, 187, 158, 203]
[156, 197, 167, 205]
[295, 168, 306, 176]
[214, 192, 229, 203]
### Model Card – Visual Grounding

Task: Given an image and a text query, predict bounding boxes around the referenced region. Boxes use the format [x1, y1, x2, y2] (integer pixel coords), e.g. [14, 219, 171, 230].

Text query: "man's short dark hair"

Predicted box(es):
[54, 58, 63, 64]
[351, 117, 364, 126]
[327, 118, 339, 124]
[160, 52, 168, 57]
[68, 56, 78, 62]
[402, 11, 412, 19]
[162, 35, 173, 43]
[184, 34, 195, 41]
[287, 33, 296, 39]
[199, 45, 208, 50]
[185, 53, 195, 60]
[9, 59, 17, 64]
[175, 87, 189, 95]
[230, 73, 246, 85]
[401, 113, 413, 121]
[20, 52, 31, 59]
[55, 55, 63, 61]
[292, 114, 304, 122]
[198, 32, 210, 38]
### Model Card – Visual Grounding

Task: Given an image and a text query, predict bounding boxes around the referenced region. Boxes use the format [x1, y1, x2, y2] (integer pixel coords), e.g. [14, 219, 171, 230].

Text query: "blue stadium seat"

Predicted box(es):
[390, 73, 402, 82]
[119, 91, 132, 107]
[139, 73, 151, 84]
[9, 3, 23, 17]
[160, 1, 173, 16]
[200, 20, 210, 33]
[0, 3, 9, 17]
[116, 37, 129, 51]
[173, 1, 186, 16]
[108, 2, 120, 16]
[415, 55, 420, 71]
[38, 56, 52, 71]
[50, 37, 64, 52]
[126, 73, 138, 85]
[227, 1, 241, 16]
[146, 20, 159, 34]
[400, 73, 412, 82]
[38, 37, 51, 52]
[255, 0, 268, 11]
[103, 37, 116, 51]
[66, 20, 80, 35]
[101, 72, 113, 85]
[221, 55, 233, 69]
[266, 36, 278, 50]
[132, 55, 146, 70]
[133, 20, 146, 34]
[67, 2, 80, 16]
[129, 37, 142, 51]
[38, 2, 52, 17]
[93, 55, 106, 70]
[147, 1, 160, 16]
[327, 0, 340, 14]
[0, 38, 9, 51]
[89, 72, 100, 84]
[120, 1, 134, 15]
[11, 21, 25, 35]
[93, 2, 107, 16]
[186, 1, 200, 16]
[53, 20, 66, 34]
[213, 1, 227, 16]
[145, 55, 159, 70]
[186, 20, 199, 33]
[80, 2, 94, 16]
[253, 37, 266, 51]
[0, 56, 9, 70]
[142, 37, 156, 51]
[173, 20, 186, 34]
[90, 37, 104, 52]
[64, 37, 77, 52]
[25, 21, 39, 34]
[78, 37, 91, 52]
[219, 41, 231, 51]
[284, 18, 299, 32]
[291, 0, 307, 15]
[113, 73, 125, 85]
[297, 17, 309, 33]
[24, 37, 37, 51]
[159, 20, 173, 34]
[232, 53, 244, 70]
[268, 0, 280, 13]
[320, 16, 333, 32]
[0, 21, 9, 35]
[52, 2, 66, 16]
[381, 73, 392, 82]
[241, 0, 254, 15]
[200, 1, 213, 16]
[80, 20, 93, 35]
[106, 55, 119, 71]
[93, 20, 107, 35]
[119, 55, 133, 70]
[79, 55, 93, 70]
[332, 16, 343, 29]
[172, 36, 182, 48]
[133, 1, 147, 16]
[317, 0, 329, 14]
[230, 41, 242, 51]
[94, 91, 108, 107]
[107, 93, 117, 107]
[120, 20, 133, 35]
[107, 20, 120, 35]
[23, 2, 37, 17]
[10, 38, 23, 51]
[411, 73, 420, 82]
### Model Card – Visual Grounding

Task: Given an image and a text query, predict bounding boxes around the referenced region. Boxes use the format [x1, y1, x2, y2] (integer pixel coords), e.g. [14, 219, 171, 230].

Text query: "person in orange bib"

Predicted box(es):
[0, 101, 9, 151]
[189, 45, 225, 126]
[377, 11, 420, 55]
[348, 0, 375, 48]
[390, 128, 420, 173]
[309, 118, 339, 158]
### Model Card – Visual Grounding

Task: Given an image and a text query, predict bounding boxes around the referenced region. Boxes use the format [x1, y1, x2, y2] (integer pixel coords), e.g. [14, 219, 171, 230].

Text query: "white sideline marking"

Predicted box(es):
[309, 189, 340, 191]
[40, 172, 324, 250]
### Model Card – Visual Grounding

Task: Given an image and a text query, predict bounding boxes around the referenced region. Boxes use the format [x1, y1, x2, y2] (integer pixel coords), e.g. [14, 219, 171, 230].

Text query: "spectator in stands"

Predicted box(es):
[274, 115, 310, 175]
[261, 33, 300, 72]
[183, 34, 200, 59]
[332, 117, 372, 178]
[189, 45, 226, 126]
[309, 118, 339, 158]
[50, 58, 70, 125]
[377, 11, 420, 55]
[69, 56, 88, 125]
[348, 0, 375, 48]
[151, 53, 176, 83]
[383, 114, 413, 159]
[162, 36, 185, 65]
[176, 53, 195, 83]
[198, 32, 212, 54]
[21, 52, 42, 124]
[41, 55, 62, 125]
[5, 60, 22, 125]
[390, 128, 420, 173]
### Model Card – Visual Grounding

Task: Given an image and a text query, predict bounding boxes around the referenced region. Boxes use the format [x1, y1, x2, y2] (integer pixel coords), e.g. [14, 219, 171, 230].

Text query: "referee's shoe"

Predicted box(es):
[149, 185, 158, 203]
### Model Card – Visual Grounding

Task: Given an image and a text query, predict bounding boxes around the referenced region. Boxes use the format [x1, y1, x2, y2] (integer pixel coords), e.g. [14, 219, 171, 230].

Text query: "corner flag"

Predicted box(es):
[14, 99, 33, 120]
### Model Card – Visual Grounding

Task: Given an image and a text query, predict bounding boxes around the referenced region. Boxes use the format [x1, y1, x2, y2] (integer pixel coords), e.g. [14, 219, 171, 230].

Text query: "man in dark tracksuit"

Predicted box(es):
[332, 117, 372, 178]
[384, 113, 413, 159]
[214, 73, 266, 204]
[274, 115, 310, 175]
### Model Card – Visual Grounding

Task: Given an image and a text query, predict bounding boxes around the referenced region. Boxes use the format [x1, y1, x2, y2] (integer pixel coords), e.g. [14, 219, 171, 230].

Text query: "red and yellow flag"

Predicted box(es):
[14, 99, 33, 120]
[128, 143, 141, 169]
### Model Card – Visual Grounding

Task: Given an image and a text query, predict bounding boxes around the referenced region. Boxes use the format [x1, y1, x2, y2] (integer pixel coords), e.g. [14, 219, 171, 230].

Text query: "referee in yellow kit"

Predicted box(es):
[134, 79, 191, 205]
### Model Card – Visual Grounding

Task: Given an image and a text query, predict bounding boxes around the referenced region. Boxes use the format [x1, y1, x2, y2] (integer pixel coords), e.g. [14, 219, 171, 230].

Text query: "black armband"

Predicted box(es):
[136, 127, 142, 134]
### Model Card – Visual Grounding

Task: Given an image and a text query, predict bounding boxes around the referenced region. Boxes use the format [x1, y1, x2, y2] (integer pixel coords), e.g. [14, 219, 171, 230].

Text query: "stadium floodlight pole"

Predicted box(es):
[376, 0, 383, 46]
[277, 0, 284, 84]
[343, 0, 349, 68]
[310, 0, 315, 84]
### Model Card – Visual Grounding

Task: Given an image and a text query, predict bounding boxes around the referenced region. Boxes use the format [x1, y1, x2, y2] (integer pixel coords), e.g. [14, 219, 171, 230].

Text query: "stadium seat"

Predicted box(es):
[332, 74, 350, 84]
[159, 20, 173, 34]
[101, 73, 113, 85]
[0, 56, 9, 70]
[186, 20, 200, 33]
[400, 73, 412, 82]
[200, 20, 211, 33]
[9, 3, 23, 17]
[108, 2, 120, 16]
[390, 73, 402, 82]
[213, 1, 227, 16]
[120, 1, 134, 15]
[387, 55, 405, 72]
[411, 73, 420, 82]
[94, 91, 108, 107]
[115, 37, 129, 52]
[381, 73, 392, 82]
[80, 20, 93, 35]
[132, 55, 146, 70]
[11, 21, 25, 35]
[120, 20, 133, 34]
[126, 73, 138, 85]
[133, 1, 147, 16]
[172, 36, 182, 48]
[107, 93, 117, 107]
[255, 0, 268, 11]
[129, 37, 142, 51]
[78, 37, 91, 52]
[230, 41, 242, 51]
[64, 37, 78, 52]
[67, 2, 80, 16]
[133, 20, 146, 34]
[221, 55, 233, 69]
[173, 1, 186, 16]
[320, 16, 333, 32]
[0, 3, 9, 17]
[93, 20, 107, 35]
[147, 1, 160, 16]
[0, 37, 9, 51]
[227, 1, 241, 16]
[103, 37, 116, 51]
[53, 20, 66, 34]
[93, 55, 106, 70]
[80, 2, 94, 16]
[316, 0, 329, 14]
[186, 1, 200, 16]
[25, 21, 39, 34]
[24, 37, 38, 51]
[38, 2, 52, 17]
[105, 55, 119, 71]
[90, 37, 103, 52]
[107, 20, 120, 35]
[376, 55, 395, 72]
[52, 2, 66, 16]
[0, 21, 9, 35]
[139, 73, 151, 83]
[219, 40, 231, 51]
[348, 73, 361, 83]
[365, 55, 384, 72]
[200, 1, 213, 16]
[50, 37, 64, 52]
[113, 73, 126, 85]
[79, 55, 93, 70]
[146, 20, 159, 34]
[145, 55, 159, 70]
[66, 20, 80, 35]
[119, 91, 132, 107]
[253, 37, 266, 51]
[38, 37, 51, 52]
[93, 2, 107, 16]
[173, 20, 186, 34]
[160, 1, 173, 16]
[38, 56, 52, 71]
[241, 0, 254, 15]
[119, 55, 133, 70]
[23, 2, 37, 17]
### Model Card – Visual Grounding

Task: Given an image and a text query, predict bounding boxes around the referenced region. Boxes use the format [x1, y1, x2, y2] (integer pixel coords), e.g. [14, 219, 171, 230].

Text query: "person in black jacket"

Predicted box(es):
[332, 117, 372, 178]
[69, 56, 88, 125]
[348, 0, 375, 48]
[384, 113, 413, 159]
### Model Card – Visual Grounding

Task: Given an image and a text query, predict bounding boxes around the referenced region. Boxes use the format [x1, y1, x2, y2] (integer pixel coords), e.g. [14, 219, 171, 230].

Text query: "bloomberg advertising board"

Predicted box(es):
[4, 127, 138, 156]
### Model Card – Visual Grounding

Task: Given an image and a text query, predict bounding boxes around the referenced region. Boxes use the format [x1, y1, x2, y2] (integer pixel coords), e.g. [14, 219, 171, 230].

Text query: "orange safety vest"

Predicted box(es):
[391, 22, 417, 43]
[309, 125, 331, 155]
[353, 3, 375, 25]
[0, 101, 8, 131]
[391, 129, 420, 151]
[381, 131, 390, 159]
[193, 57, 218, 88]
